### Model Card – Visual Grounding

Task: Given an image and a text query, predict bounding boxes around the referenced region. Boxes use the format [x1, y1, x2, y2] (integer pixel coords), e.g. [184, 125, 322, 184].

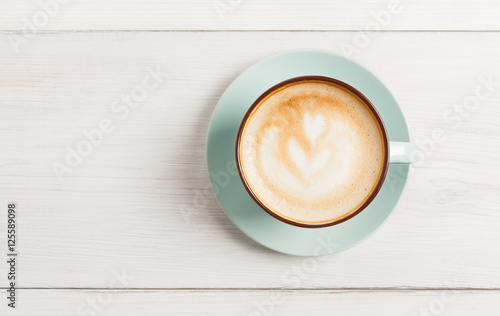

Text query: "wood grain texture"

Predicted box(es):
[1, 0, 500, 31]
[0, 290, 499, 315]
[1, 31, 499, 290]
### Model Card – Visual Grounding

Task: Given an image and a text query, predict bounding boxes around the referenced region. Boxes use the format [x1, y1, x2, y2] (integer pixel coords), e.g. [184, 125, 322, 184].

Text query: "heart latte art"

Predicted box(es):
[238, 80, 386, 225]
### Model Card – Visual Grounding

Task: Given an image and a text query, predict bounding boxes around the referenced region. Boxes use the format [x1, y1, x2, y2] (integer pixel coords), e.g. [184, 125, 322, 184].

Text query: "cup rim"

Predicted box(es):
[235, 75, 390, 228]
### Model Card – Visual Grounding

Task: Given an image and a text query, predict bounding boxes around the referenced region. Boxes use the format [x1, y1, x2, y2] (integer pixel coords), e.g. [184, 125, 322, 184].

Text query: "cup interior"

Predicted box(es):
[235, 76, 390, 228]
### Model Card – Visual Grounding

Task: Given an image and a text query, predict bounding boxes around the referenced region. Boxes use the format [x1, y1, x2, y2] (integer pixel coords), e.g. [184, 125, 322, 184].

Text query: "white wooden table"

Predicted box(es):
[1, 1, 500, 314]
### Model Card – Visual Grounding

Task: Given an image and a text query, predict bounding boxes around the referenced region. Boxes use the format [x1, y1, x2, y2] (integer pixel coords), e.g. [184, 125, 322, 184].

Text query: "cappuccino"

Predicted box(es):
[238, 79, 387, 225]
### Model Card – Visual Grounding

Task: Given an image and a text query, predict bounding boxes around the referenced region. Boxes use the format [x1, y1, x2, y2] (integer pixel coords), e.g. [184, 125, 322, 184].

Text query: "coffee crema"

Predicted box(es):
[238, 79, 387, 225]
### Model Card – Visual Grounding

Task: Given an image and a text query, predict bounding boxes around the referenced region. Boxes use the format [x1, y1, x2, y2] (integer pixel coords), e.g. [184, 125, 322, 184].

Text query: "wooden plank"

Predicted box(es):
[0, 290, 499, 315]
[0, 31, 499, 289]
[1, 0, 500, 31]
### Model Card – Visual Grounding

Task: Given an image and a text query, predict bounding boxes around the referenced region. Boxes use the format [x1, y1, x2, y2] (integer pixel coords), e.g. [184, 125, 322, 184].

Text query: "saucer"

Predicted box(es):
[206, 50, 411, 256]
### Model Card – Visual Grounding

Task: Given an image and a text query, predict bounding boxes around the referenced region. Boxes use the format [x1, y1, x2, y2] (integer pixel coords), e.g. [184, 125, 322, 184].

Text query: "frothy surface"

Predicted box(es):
[239, 80, 386, 224]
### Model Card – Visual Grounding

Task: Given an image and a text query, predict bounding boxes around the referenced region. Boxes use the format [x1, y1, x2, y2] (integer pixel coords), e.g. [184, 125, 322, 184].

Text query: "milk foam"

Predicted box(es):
[239, 80, 385, 224]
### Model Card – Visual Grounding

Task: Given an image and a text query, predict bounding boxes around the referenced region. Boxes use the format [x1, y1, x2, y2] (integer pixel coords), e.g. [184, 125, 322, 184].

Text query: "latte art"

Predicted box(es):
[239, 80, 386, 225]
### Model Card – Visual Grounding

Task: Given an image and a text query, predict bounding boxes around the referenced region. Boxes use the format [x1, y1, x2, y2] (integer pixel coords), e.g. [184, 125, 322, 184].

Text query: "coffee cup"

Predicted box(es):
[236, 76, 416, 228]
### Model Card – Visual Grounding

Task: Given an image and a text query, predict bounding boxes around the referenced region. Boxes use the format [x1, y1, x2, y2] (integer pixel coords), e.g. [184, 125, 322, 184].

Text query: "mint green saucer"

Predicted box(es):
[206, 50, 411, 256]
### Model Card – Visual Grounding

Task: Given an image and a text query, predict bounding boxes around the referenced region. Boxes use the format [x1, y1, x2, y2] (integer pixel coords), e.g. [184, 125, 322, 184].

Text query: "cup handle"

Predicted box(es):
[389, 141, 418, 164]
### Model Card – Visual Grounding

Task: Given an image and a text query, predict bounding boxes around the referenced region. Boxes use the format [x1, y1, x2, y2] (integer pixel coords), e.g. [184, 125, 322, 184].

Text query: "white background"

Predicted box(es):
[1, 0, 500, 315]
